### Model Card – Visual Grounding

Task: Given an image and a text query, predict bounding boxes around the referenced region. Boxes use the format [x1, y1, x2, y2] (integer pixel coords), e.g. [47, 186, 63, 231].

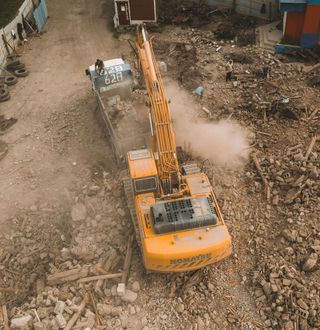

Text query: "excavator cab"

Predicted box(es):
[127, 149, 159, 195]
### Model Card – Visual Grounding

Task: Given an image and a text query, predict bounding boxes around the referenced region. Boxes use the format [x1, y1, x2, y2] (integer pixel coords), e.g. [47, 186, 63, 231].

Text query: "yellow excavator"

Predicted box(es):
[123, 26, 232, 272]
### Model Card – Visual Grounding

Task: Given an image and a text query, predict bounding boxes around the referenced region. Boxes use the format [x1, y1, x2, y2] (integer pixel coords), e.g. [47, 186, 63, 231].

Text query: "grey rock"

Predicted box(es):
[55, 314, 66, 328]
[282, 279, 291, 286]
[303, 253, 318, 272]
[131, 281, 140, 292]
[54, 301, 65, 315]
[117, 283, 126, 296]
[71, 203, 87, 221]
[282, 229, 297, 242]
[33, 322, 45, 330]
[117, 208, 126, 217]
[262, 282, 272, 296]
[297, 298, 308, 310]
[121, 289, 138, 303]
[284, 321, 294, 330]
[11, 315, 33, 329]
[176, 303, 185, 313]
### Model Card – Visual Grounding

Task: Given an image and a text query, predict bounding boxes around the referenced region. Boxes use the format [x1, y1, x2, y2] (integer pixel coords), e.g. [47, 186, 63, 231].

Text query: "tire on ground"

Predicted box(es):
[6, 60, 21, 68]
[4, 76, 18, 86]
[14, 68, 29, 77]
[7, 53, 19, 59]
[0, 93, 10, 102]
[0, 86, 9, 98]
[7, 63, 25, 71]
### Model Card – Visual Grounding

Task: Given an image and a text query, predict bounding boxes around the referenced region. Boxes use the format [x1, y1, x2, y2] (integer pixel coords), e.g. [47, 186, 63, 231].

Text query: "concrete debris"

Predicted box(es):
[10, 315, 33, 329]
[302, 253, 318, 272]
[131, 281, 140, 292]
[121, 289, 138, 303]
[1, 7, 319, 330]
[117, 283, 126, 297]
[71, 203, 87, 221]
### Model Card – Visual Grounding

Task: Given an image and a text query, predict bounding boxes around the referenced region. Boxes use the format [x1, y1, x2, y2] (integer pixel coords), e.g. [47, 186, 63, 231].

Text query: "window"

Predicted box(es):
[134, 176, 158, 193]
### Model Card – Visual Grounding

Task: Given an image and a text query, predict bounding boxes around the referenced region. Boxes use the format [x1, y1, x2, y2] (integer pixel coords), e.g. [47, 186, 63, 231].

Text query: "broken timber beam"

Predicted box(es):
[252, 153, 271, 201]
[0, 305, 9, 330]
[304, 62, 320, 74]
[78, 273, 122, 283]
[304, 135, 318, 161]
[95, 248, 118, 293]
[121, 234, 134, 284]
[64, 293, 90, 330]
[47, 266, 90, 286]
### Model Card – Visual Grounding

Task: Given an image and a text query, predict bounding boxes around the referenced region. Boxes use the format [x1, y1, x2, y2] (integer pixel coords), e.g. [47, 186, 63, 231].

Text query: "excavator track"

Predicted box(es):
[123, 176, 142, 251]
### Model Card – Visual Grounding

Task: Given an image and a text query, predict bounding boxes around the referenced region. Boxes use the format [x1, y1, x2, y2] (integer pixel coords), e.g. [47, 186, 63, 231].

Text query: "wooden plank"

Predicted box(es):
[78, 273, 122, 283]
[47, 266, 90, 285]
[121, 234, 134, 284]
[252, 153, 271, 200]
[64, 293, 90, 330]
[1, 305, 9, 330]
[304, 135, 318, 161]
[95, 249, 118, 292]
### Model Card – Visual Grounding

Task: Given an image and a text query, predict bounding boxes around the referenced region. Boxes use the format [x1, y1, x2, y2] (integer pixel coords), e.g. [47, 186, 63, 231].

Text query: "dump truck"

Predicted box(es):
[86, 26, 232, 272]
[85, 57, 149, 163]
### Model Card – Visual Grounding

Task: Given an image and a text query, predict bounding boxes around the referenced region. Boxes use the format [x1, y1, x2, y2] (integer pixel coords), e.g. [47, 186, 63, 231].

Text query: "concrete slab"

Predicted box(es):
[256, 21, 283, 51]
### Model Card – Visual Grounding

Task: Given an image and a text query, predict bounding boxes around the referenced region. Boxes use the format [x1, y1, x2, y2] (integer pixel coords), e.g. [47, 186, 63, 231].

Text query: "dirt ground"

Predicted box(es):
[0, 0, 319, 330]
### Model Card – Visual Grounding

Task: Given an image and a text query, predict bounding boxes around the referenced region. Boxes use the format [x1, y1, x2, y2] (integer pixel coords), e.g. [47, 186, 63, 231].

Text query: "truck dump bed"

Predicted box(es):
[87, 58, 150, 163]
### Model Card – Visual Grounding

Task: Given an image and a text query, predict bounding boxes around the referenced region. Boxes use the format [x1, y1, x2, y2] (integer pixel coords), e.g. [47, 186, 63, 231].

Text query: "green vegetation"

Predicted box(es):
[0, 0, 24, 28]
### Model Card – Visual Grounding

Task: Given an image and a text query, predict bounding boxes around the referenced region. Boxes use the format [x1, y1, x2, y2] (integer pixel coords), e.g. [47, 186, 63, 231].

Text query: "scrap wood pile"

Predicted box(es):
[0, 174, 145, 330]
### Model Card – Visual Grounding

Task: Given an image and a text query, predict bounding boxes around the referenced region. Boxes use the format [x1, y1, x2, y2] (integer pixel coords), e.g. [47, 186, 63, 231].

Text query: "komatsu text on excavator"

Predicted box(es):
[86, 25, 232, 272]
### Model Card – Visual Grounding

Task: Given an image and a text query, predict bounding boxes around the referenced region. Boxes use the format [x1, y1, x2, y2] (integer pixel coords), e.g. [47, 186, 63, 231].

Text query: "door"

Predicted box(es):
[130, 0, 155, 21]
[117, 1, 130, 26]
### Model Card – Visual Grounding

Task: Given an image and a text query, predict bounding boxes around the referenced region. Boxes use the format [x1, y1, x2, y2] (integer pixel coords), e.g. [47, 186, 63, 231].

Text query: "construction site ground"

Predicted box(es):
[0, 0, 319, 329]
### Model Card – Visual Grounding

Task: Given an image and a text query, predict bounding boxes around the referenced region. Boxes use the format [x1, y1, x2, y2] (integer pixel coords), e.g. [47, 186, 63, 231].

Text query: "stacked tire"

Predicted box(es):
[6, 58, 29, 78]
[0, 84, 10, 102]
[0, 56, 29, 102]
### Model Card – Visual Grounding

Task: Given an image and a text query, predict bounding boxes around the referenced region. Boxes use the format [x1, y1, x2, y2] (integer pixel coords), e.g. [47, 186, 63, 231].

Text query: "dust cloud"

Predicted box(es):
[165, 80, 250, 168]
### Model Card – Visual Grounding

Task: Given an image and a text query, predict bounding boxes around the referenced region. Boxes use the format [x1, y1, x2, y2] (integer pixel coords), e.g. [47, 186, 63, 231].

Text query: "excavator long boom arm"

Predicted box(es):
[136, 26, 180, 194]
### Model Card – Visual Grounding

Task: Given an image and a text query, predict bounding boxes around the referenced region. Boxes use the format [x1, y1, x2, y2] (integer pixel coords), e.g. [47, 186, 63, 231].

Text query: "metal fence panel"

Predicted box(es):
[34, 0, 48, 31]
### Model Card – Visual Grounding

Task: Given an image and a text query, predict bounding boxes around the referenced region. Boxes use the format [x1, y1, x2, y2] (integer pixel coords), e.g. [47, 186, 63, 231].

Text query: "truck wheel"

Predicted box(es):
[14, 68, 29, 77]
[4, 76, 18, 86]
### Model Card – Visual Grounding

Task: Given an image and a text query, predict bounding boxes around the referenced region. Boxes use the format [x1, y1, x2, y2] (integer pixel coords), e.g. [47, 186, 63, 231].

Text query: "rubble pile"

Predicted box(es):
[253, 241, 320, 329]
[1, 12, 319, 330]
[257, 139, 319, 207]
[152, 21, 319, 330]
[0, 172, 147, 329]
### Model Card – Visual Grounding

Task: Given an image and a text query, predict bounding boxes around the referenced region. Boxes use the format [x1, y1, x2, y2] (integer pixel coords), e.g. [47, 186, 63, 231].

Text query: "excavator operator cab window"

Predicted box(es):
[134, 176, 158, 194]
